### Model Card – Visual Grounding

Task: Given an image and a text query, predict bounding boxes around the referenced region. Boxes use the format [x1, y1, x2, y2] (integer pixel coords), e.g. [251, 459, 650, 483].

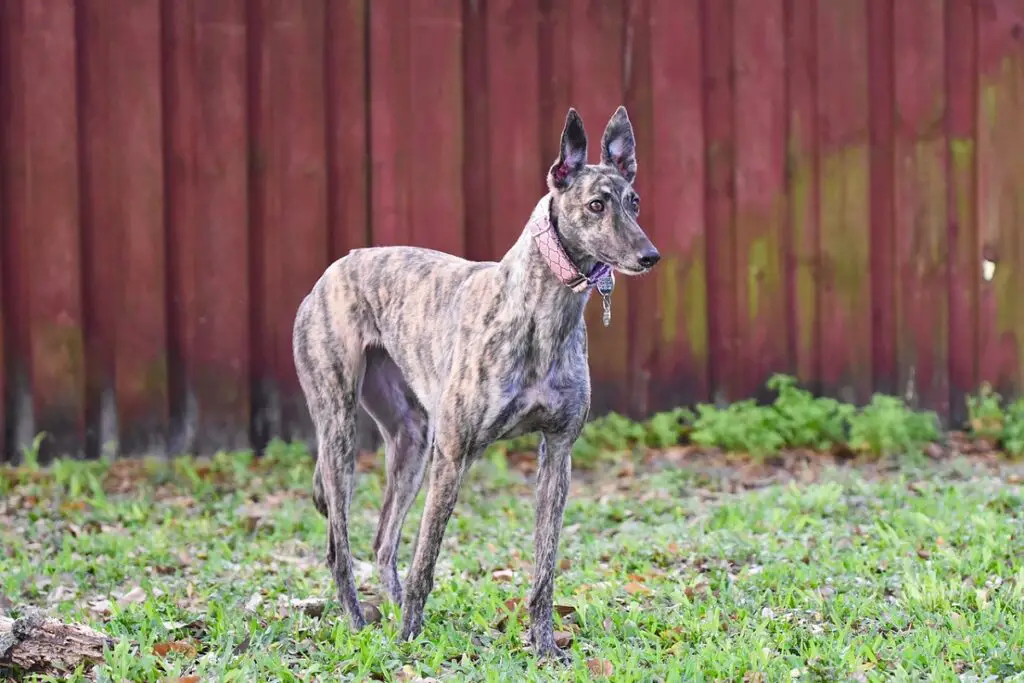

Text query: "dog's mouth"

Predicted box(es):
[611, 262, 652, 276]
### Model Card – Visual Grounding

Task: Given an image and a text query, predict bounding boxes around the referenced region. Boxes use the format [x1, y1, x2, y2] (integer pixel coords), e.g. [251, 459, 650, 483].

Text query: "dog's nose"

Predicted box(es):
[638, 248, 661, 269]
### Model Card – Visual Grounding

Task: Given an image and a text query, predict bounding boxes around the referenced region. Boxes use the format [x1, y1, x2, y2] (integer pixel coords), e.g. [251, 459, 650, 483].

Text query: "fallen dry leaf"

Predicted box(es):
[244, 592, 263, 612]
[290, 597, 327, 618]
[624, 581, 651, 595]
[491, 569, 515, 582]
[161, 677, 200, 683]
[395, 665, 419, 682]
[554, 630, 573, 648]
[153, 640, 197, 658]
[88, 598, 113, 617]
[117, 586, 147, 607]
[494, 598, 526, 631]
[361, 601, 383, 624]
[684, 581, 709, 599]
[587, 658, 614, 678]
[554, 604, 576, 619]
[559, 558, 572, 571]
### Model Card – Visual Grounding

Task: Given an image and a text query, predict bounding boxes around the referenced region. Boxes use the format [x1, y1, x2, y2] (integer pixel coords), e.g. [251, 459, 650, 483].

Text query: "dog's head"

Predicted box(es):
[546, 106, 659, 276]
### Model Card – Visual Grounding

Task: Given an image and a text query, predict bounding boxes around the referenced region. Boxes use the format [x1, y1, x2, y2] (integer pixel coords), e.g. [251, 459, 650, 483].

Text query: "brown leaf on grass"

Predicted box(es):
[395, 665, 419, 682]
[491, 569, 515, 582]
[554, 604, 576, 619]
[152, 640, 197, 658]
[361, 601, 383, 624]
[624, 581, 651, 596]
[559, 558, 572, 571]
[162, 676, 200, 683]
[60, 500, 87, 515]
[917, 548, 932, 560]
[587, 658, 614, 678]
[684, 581, 709, 600]
[494, 598, 526, 632]
[87, 598, 112, 617]
[117, 586, 146, 607]
[554, 630, 573, 648]
[244, 592, 263, 612]
[289, 597, 327, 618]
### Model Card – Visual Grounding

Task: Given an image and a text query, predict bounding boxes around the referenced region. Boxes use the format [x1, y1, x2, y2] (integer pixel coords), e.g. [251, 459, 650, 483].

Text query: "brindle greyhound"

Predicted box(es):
[292, 106, 660, 661]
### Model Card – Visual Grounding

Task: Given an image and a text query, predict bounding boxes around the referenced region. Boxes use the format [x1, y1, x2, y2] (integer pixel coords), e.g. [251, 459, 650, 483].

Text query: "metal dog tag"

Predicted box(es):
[596, 272, 614, 327]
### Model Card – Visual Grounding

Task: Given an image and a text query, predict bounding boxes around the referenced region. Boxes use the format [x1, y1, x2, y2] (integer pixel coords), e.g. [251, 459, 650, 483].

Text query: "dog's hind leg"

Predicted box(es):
[360, 348, 431, 607]
[293, 292, 367, 630]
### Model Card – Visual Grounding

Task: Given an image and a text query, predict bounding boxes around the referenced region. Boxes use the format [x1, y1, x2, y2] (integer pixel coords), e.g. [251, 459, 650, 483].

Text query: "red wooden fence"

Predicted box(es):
[1, 0, 1023, 462]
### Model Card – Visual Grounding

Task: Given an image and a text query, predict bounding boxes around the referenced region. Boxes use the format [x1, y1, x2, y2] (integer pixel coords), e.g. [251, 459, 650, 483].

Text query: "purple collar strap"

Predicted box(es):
[527, 194, 613, 294]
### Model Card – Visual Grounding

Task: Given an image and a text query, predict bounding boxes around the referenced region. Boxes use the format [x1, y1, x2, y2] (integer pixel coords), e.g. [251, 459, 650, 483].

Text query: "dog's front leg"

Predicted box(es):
[399, 438, 467, 641]
[528, 432, 574, 663]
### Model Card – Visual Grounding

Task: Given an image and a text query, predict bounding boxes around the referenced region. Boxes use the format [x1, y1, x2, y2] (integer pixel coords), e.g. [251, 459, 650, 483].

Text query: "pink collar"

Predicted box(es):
[527, 194, 612, 293]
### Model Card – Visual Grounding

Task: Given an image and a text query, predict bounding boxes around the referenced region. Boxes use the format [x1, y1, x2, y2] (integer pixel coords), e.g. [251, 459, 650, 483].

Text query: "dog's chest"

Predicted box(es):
[488, 370, 585, 441]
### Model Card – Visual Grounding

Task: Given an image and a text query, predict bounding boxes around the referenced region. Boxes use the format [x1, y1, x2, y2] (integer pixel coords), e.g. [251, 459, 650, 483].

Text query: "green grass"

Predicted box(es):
[3, 440, 1024, 682]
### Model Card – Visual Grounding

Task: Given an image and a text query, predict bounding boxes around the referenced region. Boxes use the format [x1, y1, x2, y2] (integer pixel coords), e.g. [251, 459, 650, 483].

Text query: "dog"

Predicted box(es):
[292, 105, 660, 661]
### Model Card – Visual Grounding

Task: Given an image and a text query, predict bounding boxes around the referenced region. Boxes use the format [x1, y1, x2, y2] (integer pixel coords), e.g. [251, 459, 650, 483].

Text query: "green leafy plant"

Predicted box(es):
[689, 400, 784, 457]
[966, 383, 1006, 441]
[965, 385, 1024, 457]
[846, 394, 939, 457]
[766, 374, 855, 450]
[1004, 399, 1024, 456]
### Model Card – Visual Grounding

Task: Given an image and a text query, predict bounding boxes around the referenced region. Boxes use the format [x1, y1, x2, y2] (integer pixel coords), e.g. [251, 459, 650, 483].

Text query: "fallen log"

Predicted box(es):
[0, 610, 115, 678]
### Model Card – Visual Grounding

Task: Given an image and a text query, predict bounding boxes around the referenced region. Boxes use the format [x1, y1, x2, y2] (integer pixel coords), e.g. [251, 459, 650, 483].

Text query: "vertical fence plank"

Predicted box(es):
[410, 0, 465, 256]
[486, 0, 542, 256]
[703, 0, 740, 405]
[462, 0, 491, 262]
[249, 0, 329, 448]
[79, 0, 168, 457]
[946, 0, 979, 424]
[867, 0, 897, 399]
[0, 0, 85, 462]
[624, 0, 658, 415]
[733, 0, 790, 399]
[816, 0, 873, 404]
[325, 0, 370, 263]
[369, 0, 412, 248]
[538, 0, 572, 176]
[326, 0, 370, 263]
[786, 0, 820, 392]
[893, 0, 950, 418]
[647, 0, 709, 409]
[568, 0, 629, 416]
[164, 0, 251, 455]
[0, 1, 12, 462]
[977, 0, 1024, 398]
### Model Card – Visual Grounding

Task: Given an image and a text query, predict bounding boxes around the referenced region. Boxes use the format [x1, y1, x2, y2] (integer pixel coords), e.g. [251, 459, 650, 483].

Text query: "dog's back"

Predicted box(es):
[298, 245, 498, 405]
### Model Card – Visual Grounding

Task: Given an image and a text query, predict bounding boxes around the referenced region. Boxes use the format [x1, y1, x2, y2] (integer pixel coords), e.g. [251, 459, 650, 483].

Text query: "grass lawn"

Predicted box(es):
[2, 443, 1024, 682]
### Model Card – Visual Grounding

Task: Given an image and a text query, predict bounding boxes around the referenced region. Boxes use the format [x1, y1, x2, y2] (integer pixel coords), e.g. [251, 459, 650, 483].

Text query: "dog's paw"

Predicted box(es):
[533, 642, 572, 665]
[398, 613, 424, 642]
[530, 630, 572, 665]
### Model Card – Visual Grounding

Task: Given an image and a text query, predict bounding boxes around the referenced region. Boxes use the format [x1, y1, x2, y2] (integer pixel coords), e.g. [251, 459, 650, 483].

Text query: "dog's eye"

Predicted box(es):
[630, 196, 640, 213]
[588, 200, 605, 213]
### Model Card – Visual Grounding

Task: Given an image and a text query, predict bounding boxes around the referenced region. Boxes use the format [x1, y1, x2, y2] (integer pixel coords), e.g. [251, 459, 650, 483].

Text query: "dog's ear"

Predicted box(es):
[547, 108, 588, 192]
[600, 105, 636, 184]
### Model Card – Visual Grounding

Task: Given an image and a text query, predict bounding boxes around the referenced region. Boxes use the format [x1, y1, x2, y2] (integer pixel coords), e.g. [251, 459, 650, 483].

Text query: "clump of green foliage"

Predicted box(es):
[846, 394, 940, 457]
[689, 374, 940, 459]
[414, 376, 1024, 467]
[966, 384, 1024, 456]
[689, 375, 859, 457]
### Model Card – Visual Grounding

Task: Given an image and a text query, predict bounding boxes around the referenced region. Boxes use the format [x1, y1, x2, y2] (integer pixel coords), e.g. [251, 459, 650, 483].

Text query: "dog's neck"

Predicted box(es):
[496, 198, 595, 344]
